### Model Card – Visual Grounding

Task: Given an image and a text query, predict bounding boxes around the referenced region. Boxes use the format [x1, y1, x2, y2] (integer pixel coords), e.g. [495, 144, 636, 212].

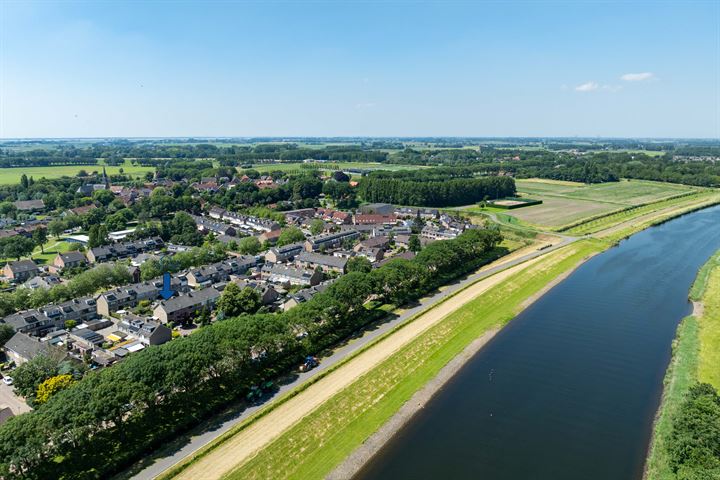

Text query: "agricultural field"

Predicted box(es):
[0, 159, 154, 185]
[459, 179, 700, 230]
[243, 162, 425, 174]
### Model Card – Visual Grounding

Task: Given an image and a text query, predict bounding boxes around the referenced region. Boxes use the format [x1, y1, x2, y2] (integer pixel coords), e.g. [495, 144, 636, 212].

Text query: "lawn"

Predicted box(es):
[0, 237, 76, 266]
[222, 240, 604, 480]
[0, 159, 154, 185]
[697, 256, 720, 388]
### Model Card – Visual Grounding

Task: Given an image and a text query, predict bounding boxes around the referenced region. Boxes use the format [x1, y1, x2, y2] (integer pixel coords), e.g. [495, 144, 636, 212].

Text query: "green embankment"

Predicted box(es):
[223, 240, 604, 480]
[645, 248, 720, 480]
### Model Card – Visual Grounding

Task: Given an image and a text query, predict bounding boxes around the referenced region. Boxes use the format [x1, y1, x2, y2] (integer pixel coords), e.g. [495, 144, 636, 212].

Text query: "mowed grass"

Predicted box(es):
[0, 237, 76, 265]
[223, 240, 604, 480]
[0, 159, 154, 185]
[697, 260, 720, 388]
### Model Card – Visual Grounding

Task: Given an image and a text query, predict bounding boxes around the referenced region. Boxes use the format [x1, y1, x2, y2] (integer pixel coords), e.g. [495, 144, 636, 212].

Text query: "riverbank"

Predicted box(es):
[161, 202, 720, 480]
[327, 244, 594, 480]
[209, 240, 604, 480]
[644, 249, 720, 480]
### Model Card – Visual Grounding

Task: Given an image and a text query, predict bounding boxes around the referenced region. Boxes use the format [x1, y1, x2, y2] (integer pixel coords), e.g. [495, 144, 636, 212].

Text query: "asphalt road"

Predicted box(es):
[0, 382, 31, 417]
[128, 234, 578, 480]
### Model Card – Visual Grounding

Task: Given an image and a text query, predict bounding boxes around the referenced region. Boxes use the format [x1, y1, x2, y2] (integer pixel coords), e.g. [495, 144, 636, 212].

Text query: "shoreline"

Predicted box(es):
[327, 250, 598, 480]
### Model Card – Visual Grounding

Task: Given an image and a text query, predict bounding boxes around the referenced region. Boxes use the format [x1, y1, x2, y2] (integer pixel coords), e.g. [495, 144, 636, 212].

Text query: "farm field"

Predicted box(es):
[515, 179, 695, 205]
[459, 179, 700, 230]
[0, 159, 154, 185]
[243, 162, 425, 174]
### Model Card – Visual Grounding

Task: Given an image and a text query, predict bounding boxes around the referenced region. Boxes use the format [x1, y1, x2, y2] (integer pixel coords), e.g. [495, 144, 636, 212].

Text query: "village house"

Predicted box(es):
[118, 313, 172, 346]
[354, 236, 391, 252]
[3, 260, 39, 282]
[3, 332, 50, 365]
[265, 242, 305, 263]
[86, 237, 164, 263]
[153, 287, 221, 324]
[22, 275, 61, 290]
[192, 215, 237, 237]
[50, 251, 87, 273]
[64, 204, 98, 217]
[13, 199, 46, 213]
[304, 230, 359, 252]
[260, 264, 322, 287]
[2, 310, 55, 337]
[353, 214, 398, 226]
[295, 251, 347, 274]
[259, 229, 282, 244]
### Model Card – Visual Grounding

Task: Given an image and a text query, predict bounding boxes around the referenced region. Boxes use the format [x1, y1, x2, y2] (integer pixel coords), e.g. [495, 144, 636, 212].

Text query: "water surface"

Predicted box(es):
[356, 206, 720, 480]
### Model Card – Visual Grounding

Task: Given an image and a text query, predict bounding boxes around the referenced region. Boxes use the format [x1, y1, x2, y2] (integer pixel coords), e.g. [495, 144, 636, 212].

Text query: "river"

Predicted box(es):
[355, 206, 720, 480]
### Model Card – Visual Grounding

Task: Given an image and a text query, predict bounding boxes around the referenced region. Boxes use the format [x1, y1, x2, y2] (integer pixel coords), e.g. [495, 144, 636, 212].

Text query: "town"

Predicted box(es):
[0, 167, 477, 385]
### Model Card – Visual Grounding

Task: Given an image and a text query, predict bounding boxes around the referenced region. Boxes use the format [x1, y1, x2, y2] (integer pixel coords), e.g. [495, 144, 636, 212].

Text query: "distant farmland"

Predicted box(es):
[0, 160, 154, 184]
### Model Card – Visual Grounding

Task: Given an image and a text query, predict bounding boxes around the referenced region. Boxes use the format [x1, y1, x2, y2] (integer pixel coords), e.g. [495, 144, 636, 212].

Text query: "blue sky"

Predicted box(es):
[1, 1, 718, 138]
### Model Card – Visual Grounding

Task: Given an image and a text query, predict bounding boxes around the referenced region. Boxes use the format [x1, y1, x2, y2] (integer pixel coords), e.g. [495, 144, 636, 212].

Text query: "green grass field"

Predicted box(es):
[0, 159, 154, 185]
[221, 240, 604, 480]
[0, 237, 76, 266]
[457, 179, 699, 231]
[697, 257, 720, 388]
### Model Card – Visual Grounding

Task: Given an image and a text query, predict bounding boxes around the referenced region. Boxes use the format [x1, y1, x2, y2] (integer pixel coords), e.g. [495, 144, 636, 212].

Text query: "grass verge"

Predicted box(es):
[221, 240, 604, 480]
[644, 316, 700, 480]
[645, 245, 720, 479]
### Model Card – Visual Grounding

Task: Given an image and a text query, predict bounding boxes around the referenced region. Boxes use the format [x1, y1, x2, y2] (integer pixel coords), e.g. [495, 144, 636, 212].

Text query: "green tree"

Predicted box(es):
[346, 256, 372, 273]
[88, 224, 109, 248]
[92, 189, 115, 207]
[64, 320, 77, 331]
[32, 228, 48, 254]
[217, 283, 261, 317]
[408, 234, 422, 253]
[2, 236, 35, 260]
[0, 324, 14, 347]
[310, 219, 325, 236]
[20, 174, 29, 190]
[48, 219, 67, 238]
[236, 236, 261, 255]
[277, 227, 305, 247]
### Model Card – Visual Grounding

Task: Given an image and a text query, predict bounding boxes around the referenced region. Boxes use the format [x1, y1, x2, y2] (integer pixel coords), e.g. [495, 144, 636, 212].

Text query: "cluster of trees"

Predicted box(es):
[359, 173, 516, 207]
[0, 228, 503, 479]
[0, 264, 133, 317]
[667, 383, 720, 478]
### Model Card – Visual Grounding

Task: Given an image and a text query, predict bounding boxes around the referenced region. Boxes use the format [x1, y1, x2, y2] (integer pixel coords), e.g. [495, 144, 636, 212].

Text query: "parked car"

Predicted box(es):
[2, 376, 13, 386]
[299, 356, 319, 372]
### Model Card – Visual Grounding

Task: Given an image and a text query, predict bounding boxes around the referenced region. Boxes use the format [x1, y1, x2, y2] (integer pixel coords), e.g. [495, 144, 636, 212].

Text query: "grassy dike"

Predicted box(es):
[220, 239, 605, 480]
[644, 249, 720, 480]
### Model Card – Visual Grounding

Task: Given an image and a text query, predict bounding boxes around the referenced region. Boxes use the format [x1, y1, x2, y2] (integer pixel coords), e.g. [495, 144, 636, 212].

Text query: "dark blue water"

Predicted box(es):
[356, 206, 720, 480]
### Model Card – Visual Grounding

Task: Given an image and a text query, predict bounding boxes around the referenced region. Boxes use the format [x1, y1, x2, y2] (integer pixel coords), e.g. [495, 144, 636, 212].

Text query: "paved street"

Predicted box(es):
[0, 382, 31, 417]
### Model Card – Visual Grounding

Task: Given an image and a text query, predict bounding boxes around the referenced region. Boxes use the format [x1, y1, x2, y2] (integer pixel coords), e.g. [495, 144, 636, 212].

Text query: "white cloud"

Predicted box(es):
[621, 72, 655, 82]
[355, 102, 376, 110]
[575, 81, 599, 92]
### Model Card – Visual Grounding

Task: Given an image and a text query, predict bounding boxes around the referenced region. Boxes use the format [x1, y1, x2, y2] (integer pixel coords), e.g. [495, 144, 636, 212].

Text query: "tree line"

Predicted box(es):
[358, 173, 516, 207]
[0, 228, 503, 479]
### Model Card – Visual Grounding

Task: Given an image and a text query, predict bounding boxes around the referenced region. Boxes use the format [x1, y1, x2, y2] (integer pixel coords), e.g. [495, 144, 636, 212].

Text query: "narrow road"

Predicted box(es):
[127, 234, 578, 480]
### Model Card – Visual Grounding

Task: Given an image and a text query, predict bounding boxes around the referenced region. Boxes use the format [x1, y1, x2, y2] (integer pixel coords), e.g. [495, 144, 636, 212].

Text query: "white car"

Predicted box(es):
[2, 377, 12, 386]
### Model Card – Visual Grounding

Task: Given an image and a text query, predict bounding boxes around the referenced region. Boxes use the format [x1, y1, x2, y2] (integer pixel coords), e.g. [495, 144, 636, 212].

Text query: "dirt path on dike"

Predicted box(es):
[172, 243, 559, 480]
